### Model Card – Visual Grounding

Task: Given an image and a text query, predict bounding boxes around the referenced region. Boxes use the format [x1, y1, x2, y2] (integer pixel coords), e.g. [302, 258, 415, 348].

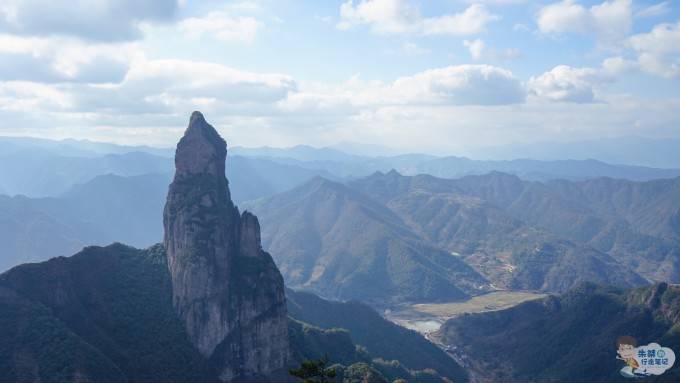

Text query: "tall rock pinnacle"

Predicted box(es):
[163, 112, 289, 382]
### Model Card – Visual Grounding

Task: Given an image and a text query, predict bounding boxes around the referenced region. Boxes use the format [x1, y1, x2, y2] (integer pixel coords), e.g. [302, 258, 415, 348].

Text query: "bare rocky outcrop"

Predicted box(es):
[163, 111, 289, 382]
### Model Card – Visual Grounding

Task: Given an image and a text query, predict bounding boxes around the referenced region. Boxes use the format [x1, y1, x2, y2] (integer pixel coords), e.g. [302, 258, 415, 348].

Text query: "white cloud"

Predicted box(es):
[0, 81, 72, 111]
[601, 56, 636, 76]
[179, 11, 263, 43]
[302, 95, 680, 153]
[337, 0, 419, 34]
[391, 65, 524, 105]
[629, 21, 680, 78]
[78, 59, 297, 115]
[0, 0, 675, 150]
[0, 34, 134, 83]
[0, 58, 297, 124]
[0, 0, 178, 41]
[464, 39, 485, 60]
[283, 65, 526, 111]
[537, 0, 590, 35]
[277, 91, 354, 115]
[420, 4, 499, 36]
[0, 58, 677, 151]
[635, 2, 670, 18]
[537, 0, 632, 45]
[463, 38, 520, 61]
[528, 65, 612, 103]
[0, 62, 525, 137]
[338, 0, 499, 36]
[590, 0, 632, 43]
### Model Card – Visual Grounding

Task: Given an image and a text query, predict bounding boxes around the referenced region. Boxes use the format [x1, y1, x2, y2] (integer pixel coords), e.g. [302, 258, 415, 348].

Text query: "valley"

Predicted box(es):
[384, 290, 547, 335]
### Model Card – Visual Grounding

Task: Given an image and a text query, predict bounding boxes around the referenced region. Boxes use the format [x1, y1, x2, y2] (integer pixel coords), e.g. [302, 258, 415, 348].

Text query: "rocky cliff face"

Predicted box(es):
[163, 112, 289, 382]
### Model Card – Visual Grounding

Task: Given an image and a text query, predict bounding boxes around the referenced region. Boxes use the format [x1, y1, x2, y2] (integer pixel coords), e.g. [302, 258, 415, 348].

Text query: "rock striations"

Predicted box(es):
[163, 112, 289, 382]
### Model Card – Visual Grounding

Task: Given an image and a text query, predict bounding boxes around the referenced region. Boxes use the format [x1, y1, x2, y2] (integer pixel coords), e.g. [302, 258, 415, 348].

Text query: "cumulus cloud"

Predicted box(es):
[0, 34, 132, 83]
[0, 57, 298, 128]
[629, 21, 680, 78]
[537, 0, 589, 35]
[6, 58, 543, 133]
[464, 39, 486, 60]
[76, 59, 297, 116]
[280, 65, 526, 113]
[0, 53, 128, 84]
[537, 0, 632, 45]
[0, 0, 178, 41]
[0, 58, 677, 151]
[337, 0, 499, 36]
[392, 65, 525, 105]
[308, 95, 680, 153]
[0, 81, 72, 111]
[420, 4, 500, 35]
[528, 65, 612, 103]
[179, 11, 262, 43]
[601, 56, 636, 76]
[277, 91, 355, 115]
[0, 0, 675, 151]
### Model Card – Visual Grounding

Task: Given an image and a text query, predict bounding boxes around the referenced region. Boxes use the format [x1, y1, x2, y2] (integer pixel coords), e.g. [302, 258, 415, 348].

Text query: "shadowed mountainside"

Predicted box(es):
[350, 171, 648, 292]
[436, 282, 680, 383]
[0, 158, 335, 272]
[249, 172, 649, 301]
[246, 176, 490, 305]
[442, 172, 680, 283]
[0, 243, 467, 383]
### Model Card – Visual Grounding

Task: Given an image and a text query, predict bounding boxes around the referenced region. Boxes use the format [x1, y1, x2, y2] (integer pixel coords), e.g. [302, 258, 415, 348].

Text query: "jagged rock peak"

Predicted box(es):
[163, 112, 289, 382]
[175, 111, 227, 176]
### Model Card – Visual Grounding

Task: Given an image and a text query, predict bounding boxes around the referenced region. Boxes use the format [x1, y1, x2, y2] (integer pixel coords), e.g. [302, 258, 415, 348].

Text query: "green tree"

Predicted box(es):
[289, 355, 337, 383]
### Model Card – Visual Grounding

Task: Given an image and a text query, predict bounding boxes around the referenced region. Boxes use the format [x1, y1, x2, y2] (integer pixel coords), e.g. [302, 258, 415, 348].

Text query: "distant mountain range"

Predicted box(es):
[0, 141, 333, 199]
[465, 136, 680, 169]
[233, 145, 680, 182]
[0, 173, 168, 271]
[444, 173, 680, 283]
[7, 135, 678, 169]
[3, 136, 680, 199]
[245, 177, 490, 305]
[2, 135, 680, 304]
[3, 169, 679, 303]
[0, 160, 335, 271]
[0, 136, 174, 158]
[0, 150, 172, 197]
[349, 171, 646, 292]
[249, 173, 656, 303]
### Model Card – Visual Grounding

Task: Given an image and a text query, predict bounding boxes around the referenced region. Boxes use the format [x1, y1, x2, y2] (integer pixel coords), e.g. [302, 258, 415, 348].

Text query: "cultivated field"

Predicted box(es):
[413, 291, 547, 318]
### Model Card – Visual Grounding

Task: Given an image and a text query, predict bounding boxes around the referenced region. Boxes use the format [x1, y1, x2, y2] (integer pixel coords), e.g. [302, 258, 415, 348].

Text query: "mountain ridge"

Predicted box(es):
[246, 176, 490, 305]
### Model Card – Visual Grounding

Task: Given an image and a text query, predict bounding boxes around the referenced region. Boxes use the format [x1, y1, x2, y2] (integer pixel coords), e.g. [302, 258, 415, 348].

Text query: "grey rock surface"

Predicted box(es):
[163, 111, 289, 382]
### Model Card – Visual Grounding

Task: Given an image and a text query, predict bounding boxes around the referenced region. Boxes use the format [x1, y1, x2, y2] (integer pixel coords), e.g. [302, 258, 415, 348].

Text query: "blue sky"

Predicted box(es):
[0, 0, 679, 153]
